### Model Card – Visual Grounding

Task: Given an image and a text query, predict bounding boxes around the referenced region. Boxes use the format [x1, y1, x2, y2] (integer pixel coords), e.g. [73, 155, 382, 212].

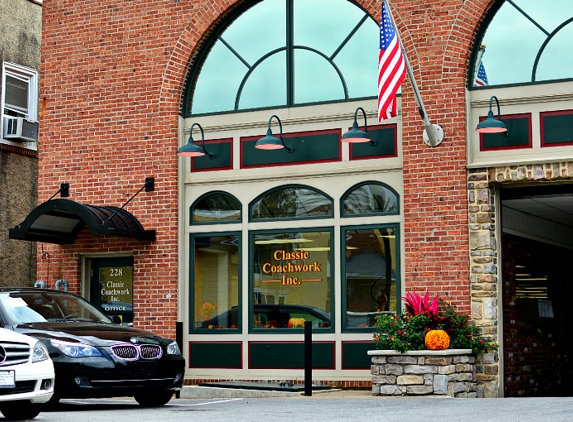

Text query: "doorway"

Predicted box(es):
[89, 257, 134, 325]
[501, 185, 573, 396]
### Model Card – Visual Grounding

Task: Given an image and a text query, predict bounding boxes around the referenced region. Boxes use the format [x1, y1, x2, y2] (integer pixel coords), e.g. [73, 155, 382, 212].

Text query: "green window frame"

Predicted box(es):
[189, 233, 242, 333]
[250, 184, 333, 222]
[184, 0, 379, 116]
[470, 0, 573, 88]
[250, 228, 334, 333]
[342, 224, 400, 332]
[190, 191, 242, 225]
[341, 181, 399, 217]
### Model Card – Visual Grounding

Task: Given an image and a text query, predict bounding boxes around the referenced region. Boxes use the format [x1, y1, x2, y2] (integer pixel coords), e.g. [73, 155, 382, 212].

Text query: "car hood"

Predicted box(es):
[12, 322, 171, 347]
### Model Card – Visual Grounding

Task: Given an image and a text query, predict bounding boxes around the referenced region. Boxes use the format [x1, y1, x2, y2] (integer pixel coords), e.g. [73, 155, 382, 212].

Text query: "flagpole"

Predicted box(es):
[383, 0, 443, 147]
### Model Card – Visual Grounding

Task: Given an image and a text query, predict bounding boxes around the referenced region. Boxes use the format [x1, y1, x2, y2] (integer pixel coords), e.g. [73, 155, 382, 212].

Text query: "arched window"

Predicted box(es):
[250, 185, 333, 221]
[191, 191, 241, 224]
[184, 0, 379, 116]
[341, 181, 399, 216]
[470, 0, 573, 87]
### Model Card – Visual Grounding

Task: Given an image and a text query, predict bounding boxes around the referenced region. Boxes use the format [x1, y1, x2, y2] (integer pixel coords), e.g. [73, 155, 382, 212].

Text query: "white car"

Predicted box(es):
[0, 328, 54, 420]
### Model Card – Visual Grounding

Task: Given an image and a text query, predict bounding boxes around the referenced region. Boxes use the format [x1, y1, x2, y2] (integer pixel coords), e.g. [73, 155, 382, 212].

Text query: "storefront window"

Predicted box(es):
[252, 230, 332, 330]
[471, 0, 573, 87]
[250, 185, 333, 220]
[191, 191, 241, 224]
[343, 226, 398, 329]
[185, 0, 378, 115]
[341, 182, 399, 216]
[191, 234, 240, 331]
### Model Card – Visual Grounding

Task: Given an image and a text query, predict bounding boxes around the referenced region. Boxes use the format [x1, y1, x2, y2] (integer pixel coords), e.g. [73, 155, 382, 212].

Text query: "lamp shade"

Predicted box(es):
[342, 121, 372, 143]
[178, 137, 206, 156]
[255, 129, 284, 150]
[475, 110, 508, 134]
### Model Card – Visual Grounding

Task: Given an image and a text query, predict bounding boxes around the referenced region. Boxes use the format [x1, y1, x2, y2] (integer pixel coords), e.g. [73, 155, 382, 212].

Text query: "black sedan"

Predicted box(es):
[0, 288, 185, 407]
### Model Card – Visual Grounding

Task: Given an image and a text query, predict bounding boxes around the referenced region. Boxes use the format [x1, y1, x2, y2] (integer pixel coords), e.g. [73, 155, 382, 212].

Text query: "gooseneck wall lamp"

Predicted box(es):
[178, 122, 216, 159]
[475, 96, 508, 134]
[255, 115, 294, 152]
[341, 107, 377, 145]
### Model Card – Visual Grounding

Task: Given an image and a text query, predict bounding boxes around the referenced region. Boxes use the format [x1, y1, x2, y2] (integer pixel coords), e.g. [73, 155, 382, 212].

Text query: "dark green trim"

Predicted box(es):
[342, 341, 377, 369]
[541, 110, 573, 146]
[249, 341, 335, 369]
[479, 114, 531, 150]
[350, 125, 397, 159]
[241, 130, 341, 168]
[190, 139, 233, 171]
[189, 342, 242, 368]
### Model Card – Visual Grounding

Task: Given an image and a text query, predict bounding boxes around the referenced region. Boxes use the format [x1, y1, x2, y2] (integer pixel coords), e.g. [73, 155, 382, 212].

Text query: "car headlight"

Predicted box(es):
[166, 341, 181, 355]
[32, 341, 50, 363]
[51, 339, 102, 357]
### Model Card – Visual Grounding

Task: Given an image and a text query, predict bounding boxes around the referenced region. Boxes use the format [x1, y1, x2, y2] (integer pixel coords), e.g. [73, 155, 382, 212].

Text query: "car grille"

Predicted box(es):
[110, 344, 162, 360]
[0, 381, 36, 395]
[0, 341, 31, 367]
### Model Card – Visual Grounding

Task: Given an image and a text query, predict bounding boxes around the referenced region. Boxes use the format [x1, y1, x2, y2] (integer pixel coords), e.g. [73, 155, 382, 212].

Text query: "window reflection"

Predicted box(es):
[473, 0, 573, 87]
[187, 0, 378, 115]
[251, 186, 333, 220]
[345, 227, 397, 328]
[193, 235, 240, 330]
[192, 192, 241, 224]
[342, 182, 399, 216]
[252, 231, 331, 329]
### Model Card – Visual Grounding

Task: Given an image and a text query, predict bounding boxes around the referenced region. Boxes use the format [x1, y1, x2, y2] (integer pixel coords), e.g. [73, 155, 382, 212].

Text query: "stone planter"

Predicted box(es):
[368, 349, 478, 398]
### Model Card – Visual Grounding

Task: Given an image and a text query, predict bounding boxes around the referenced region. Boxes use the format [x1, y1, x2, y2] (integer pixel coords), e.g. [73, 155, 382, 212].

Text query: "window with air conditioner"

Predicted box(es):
[2, 62, 39, 144]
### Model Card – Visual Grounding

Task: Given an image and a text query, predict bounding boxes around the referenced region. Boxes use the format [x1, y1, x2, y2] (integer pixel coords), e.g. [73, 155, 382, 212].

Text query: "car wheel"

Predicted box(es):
[134, 390, 173, 407]
[0, 402, 43, 420]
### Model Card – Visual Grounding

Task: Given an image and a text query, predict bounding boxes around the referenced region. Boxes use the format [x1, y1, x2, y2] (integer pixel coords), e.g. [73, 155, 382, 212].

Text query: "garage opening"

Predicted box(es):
[501, 184, 573, 397]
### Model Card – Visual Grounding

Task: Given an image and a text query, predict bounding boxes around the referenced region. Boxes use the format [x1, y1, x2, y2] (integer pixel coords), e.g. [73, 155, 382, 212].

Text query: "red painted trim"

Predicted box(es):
[240, 129, 342, 169]
[478, 113, 532, 151]
[189, 341, 243, 369]
[248, 341, 335, 370]
[349, 123, 398, 160]
[540, 109, 573, 147]
[190, 137, 233, 172]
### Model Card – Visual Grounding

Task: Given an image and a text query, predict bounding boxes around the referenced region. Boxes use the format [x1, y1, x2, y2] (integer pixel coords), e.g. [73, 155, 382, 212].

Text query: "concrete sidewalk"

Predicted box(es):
[180, 385, 377, 399]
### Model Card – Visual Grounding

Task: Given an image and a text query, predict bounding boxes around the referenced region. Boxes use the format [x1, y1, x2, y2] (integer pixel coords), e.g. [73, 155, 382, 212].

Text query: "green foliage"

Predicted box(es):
[373, 293, 499, 355]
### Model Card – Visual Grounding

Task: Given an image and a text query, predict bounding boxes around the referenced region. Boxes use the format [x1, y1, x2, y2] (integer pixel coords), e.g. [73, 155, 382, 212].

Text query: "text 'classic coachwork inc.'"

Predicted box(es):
[261, 250, 322, 285]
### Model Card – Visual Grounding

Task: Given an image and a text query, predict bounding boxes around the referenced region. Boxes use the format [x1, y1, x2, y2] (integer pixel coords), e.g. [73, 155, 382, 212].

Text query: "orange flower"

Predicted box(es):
[425, 329, 450, 350]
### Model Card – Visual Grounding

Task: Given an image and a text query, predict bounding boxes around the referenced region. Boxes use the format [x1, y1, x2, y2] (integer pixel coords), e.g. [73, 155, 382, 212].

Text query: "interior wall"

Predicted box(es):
[502, 234, 573, 397]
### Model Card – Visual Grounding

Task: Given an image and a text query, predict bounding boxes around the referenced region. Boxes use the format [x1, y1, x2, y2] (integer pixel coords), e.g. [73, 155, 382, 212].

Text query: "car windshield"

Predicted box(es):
[0, 291, 112, 324]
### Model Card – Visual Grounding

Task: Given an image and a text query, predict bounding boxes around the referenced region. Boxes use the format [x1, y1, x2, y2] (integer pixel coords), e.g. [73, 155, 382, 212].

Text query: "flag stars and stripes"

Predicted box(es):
[378, 1, 406, 122]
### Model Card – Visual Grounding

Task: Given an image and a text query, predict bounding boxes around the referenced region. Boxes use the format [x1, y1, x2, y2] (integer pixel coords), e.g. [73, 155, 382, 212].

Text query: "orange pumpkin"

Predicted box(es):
[425, 329, 450, 350]
[288, 317, 306, 328]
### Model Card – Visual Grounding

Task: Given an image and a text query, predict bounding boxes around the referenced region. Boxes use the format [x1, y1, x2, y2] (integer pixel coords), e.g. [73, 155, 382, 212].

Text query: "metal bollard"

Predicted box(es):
[304, 320, 312, 396]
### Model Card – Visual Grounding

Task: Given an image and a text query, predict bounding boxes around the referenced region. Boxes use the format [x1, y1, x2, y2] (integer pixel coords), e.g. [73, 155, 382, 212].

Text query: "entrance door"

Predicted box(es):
[90, 257, 134, 325]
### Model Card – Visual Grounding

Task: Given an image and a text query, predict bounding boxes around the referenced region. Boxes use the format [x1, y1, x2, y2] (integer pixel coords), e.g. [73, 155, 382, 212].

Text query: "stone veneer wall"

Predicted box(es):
[369, 350, 477, 397]
[467, 162, 573, 397]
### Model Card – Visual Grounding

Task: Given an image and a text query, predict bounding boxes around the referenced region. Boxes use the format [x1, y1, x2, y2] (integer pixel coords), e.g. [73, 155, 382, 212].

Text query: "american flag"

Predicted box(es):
[378, 1, 406, 121]
[474, 61, 488, 86]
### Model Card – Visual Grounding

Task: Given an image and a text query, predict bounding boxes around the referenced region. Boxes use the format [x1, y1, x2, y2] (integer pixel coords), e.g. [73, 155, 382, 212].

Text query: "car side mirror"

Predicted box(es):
[109, 315, 122, 324]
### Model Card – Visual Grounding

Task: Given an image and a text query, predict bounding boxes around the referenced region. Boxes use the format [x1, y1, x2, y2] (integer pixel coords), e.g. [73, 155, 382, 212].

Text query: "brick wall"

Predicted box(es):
[38, 0, 494, 340]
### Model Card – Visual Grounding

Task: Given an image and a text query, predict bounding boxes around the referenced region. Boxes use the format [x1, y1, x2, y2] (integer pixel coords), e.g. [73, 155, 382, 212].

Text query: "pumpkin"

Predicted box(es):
[425, 329, 450, 350]
[288, 317, 306, 328]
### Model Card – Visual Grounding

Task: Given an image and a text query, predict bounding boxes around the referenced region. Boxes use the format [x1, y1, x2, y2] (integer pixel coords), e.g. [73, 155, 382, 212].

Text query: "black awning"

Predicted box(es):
[9, 199, 156, 245]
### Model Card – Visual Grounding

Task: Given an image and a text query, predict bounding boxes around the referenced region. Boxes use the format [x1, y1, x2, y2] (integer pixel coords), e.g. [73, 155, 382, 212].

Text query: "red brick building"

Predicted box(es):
[18, 0, 573, 397]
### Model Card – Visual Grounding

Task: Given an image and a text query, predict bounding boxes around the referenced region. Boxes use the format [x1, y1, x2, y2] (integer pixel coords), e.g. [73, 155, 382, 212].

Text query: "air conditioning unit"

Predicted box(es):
[3, 116, 39, 142]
